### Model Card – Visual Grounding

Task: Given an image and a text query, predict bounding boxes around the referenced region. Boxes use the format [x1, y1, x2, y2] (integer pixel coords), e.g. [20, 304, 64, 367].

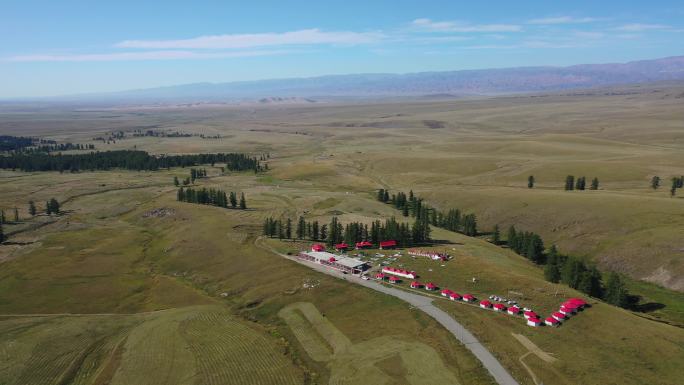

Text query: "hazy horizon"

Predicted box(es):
[3, 0, 684, 98]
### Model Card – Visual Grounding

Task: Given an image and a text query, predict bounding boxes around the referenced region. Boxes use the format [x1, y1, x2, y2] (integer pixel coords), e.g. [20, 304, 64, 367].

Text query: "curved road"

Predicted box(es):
[256, 238, 520, 385]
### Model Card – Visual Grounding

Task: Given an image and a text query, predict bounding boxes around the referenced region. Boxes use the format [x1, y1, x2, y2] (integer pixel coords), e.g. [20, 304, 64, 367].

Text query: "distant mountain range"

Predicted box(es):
[63, 55, 684, 103]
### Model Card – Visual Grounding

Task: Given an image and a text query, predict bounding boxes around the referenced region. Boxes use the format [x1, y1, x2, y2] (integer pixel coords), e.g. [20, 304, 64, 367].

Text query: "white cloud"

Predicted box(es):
[411, 18, 522, 33]
[613, 23, 671, 31]
[116, 29, 382, 49]
[527, 16, 601, 25]
[6, 50, 292, 62]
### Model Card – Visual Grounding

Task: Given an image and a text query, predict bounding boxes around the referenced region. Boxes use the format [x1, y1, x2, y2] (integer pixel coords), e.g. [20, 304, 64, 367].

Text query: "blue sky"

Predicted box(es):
[2, 0, 684, 97]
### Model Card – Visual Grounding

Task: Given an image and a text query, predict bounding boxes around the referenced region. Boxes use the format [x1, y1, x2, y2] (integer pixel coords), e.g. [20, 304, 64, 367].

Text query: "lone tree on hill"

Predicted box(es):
[239, 193, 246, 209]
[590, 177, 599, 190]
[565, 175, 575, 191]
[651, 176, 660, 190]
[528, 175, 535, 189]
[13, 207, 19, 222]
[28, 201, 36, 216]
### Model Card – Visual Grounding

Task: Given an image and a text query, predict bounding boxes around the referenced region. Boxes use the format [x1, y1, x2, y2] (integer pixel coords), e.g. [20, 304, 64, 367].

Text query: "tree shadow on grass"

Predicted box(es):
[627, 294, 666, 313]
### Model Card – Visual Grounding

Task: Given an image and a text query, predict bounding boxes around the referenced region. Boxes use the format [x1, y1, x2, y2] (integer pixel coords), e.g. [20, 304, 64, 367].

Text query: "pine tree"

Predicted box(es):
[173, 176, 179, 186]
[296, 216, 305, 239]
[28, 201, 36, 216]
[320, 224, 328, 241]
[528, 175, 535, 189]
[507, 225, 517, 249]
[402, 204, 409, 217]
[544, 245, 561, 283]
[576, 176, 586, 190]
[229, 192, 237, 208]
[377, 189, 385, 202]
[0, 210, 4, 224]
[312, 221, 319, 240]
[0, 223, 4, 243]
[491, 224, 500, 245]
[285, 218, 292, 239]
[560, 256, 585, 289]
[671, 179, 677, 197]
[565, 175, 575, 191]
[45, 201, 52, 215]
[590, 177, 599, 190]
[239, 193, 246, 209]
[604, 272, 629, 308]
[48, 199, 59, 215]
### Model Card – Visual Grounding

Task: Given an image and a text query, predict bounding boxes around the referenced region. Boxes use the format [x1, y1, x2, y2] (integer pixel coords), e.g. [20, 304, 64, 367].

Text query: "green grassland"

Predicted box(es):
[1, 84, 684, 384]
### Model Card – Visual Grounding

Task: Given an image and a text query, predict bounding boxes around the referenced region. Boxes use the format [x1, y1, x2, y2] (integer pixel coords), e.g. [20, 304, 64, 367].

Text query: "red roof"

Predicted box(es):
[449, 292, 461, 298]
[379, 240, 397, 247]
[425, 282, 437, 289]
[480, 300, 492, 307]
[328, 257, 336, 262]
[441, 289, 452, 295]
[528, 317, 541, 323]
[334, 243, 348, 250]
[355, 241, 373, 248]
[524, 311, 537, 318]
[311, 244, 326, 252]
[545, 317, 559, 324]
[552, 312, 566, 319]
[562, 301, 581, 309]
[389, 276, 399, 281]
[567, 298, 587, 306]
[375, 273, 385, 279]
[462, 294, 474, 300]
[507, 307, 520, 313]
[493, 304, 506, 310]
[410, 281, 422, 287]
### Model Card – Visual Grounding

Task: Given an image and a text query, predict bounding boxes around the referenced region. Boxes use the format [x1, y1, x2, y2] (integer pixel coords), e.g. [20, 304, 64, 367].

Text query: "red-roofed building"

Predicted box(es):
[552, 312, 566, 321]
[507, 306, 520, 315]
[524, 311, 538, 319]
[480, 300, 492, 309]
[493, 303, 507, 312]
[355, 241, 373, 249]
[425, 282, 437, 291]
[462, 294, 475, 302]
[375, 273, 386, 280]
[328, 257, 336, 262]
[389, 276, 400, 283]
[449, 292, 461, 301]
[334, 243, 349, 251]
[311, 244, 326, 252]
[410, 281, 422, 289]
[379, 240, 397, 249]
[545, 317, 559, 326]
[527, 318, 542, 327]
[559, 306, 575, 316]
[440, 289, 452, 297]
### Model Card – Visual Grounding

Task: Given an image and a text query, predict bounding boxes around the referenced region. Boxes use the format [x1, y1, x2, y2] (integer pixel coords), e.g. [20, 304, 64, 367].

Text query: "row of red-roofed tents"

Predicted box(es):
[382, 266, 417, 279]
[316, 241, 399, 252]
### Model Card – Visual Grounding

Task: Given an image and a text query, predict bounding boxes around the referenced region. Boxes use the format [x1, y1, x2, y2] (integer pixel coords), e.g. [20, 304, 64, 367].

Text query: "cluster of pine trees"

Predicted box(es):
[564, 175, 599, 191]
[45, 199, 60, 215]
[377, 189, 477, 236]
[0, 136, 95, 154]
[177, 188, 246, 209]
[263, 215, 431, 247]
[0, 150, 262, 173]
[498, 225, 629, 307]
[506, 226, 545, 264]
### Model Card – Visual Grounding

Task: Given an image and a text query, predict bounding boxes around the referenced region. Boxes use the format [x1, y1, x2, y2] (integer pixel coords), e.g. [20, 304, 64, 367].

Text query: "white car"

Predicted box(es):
[361, 275, 370, 280]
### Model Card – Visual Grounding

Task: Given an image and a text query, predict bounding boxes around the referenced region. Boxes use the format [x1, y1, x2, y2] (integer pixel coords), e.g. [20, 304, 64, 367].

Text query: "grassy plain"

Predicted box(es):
[1, 84, 684, 384]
